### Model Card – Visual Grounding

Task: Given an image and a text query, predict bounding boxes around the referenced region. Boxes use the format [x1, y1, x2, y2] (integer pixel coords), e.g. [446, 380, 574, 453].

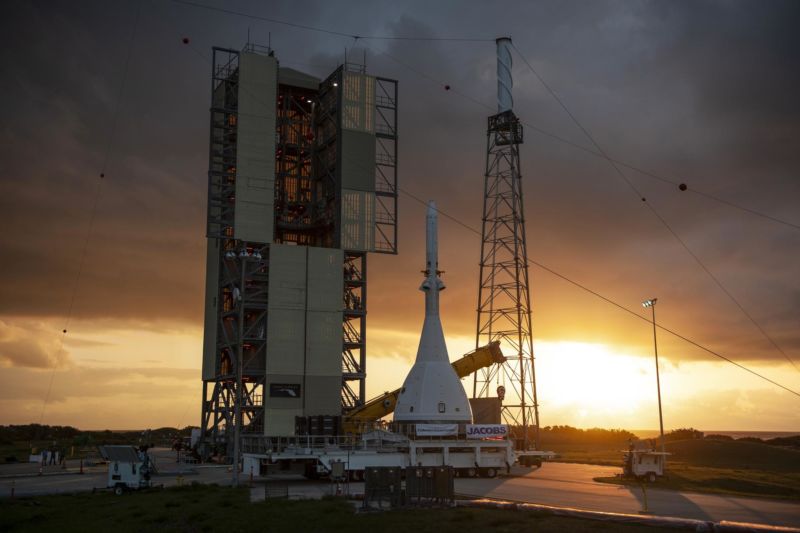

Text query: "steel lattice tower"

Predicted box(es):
[472, 38, 540, 450]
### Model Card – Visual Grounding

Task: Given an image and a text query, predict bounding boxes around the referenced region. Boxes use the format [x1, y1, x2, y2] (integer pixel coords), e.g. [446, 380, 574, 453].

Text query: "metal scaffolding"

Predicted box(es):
[202, 47, 399, 457]
[473, 110, 540, 450]
[202, 47, 269, 458]
[342, 252, 366, 408]
[374, 76, 398, 254]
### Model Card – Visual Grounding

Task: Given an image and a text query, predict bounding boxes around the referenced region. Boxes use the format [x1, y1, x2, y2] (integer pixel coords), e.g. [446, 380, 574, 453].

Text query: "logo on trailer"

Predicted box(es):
[466, 424, 509, 439]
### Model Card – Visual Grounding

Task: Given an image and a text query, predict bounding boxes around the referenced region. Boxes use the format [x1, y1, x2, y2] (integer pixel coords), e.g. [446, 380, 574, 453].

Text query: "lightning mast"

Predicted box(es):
[473, 37, 541, 450]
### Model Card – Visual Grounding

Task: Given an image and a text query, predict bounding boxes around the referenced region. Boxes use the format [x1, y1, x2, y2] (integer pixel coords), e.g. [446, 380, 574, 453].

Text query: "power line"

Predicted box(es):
[38, 4, 142, 424]
[172, 0, 800, 231]
[370, 41, 800, 232]
[398, 188, 800, 399]
[170, 0, 494, 42]
[160, 14, 800, 394]
[510, 42, 799, 373]
[168, 0, 800, 230]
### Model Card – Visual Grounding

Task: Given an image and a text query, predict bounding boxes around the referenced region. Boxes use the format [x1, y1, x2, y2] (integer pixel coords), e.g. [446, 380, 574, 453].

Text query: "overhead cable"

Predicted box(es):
[163, 12, 800, 396]
[373, 41, 800, 232]
[510, 42, 799, 373]
[38, 4, 143, 423]
[399, 187, 800, 399]
[170, 0, 494, 42]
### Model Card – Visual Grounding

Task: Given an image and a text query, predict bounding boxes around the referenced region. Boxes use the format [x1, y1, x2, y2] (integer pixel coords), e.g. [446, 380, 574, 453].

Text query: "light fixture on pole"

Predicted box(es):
[642, 298, 666, 460]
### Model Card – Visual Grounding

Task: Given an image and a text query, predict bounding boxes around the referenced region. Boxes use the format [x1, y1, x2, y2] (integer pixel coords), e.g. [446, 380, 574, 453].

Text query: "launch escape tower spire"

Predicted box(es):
[473, 37, 541, 450]
[200, 44, 398, 460]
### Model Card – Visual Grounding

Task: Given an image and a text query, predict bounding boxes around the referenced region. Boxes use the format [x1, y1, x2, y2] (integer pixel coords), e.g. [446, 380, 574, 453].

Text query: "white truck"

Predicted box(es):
[622, 448, 669, 483]
[99, 445, 153, 494]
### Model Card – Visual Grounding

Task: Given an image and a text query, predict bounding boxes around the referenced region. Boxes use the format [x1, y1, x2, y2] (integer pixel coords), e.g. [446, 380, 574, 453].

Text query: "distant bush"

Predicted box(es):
[0, 424, 81, 442]
[705, 434, 734, 441]
[536, 425, 638, 445]
[0, 424, 190, 450]
[736, 437, 764, 444]
[665, 428, 703, 441]
[766, 435, 800, 449]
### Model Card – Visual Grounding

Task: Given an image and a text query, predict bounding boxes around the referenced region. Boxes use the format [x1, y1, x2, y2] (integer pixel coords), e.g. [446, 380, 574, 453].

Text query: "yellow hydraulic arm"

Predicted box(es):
[342, 341, 505, 434]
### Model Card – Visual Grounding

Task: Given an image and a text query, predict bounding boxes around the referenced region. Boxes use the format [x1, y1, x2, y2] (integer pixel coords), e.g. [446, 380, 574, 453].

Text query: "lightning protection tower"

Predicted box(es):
[473, 37, 540, 450]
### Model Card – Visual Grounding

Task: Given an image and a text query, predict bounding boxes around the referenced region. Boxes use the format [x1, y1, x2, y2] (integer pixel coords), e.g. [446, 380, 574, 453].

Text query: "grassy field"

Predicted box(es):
[547, 443, 626, 465]
[596, 464, 800, 500]
[564, 438, 800, 501]
[0, 484, 680, 533]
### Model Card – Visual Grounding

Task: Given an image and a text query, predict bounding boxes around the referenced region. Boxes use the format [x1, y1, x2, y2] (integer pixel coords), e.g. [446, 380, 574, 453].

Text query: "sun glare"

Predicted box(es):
[535, 341, 656, 419]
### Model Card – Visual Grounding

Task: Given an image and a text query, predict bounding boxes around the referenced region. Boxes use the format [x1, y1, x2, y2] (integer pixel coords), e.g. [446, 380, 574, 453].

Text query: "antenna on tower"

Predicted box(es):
[473, 36, 541, 451]
[496, 37, 513, 112]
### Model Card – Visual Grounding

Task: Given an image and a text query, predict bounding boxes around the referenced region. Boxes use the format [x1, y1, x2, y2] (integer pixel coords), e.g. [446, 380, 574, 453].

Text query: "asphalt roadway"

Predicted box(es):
[0, 448, 233, 498]
[2, 455, 798, 529]
[454, 463, 800, 529]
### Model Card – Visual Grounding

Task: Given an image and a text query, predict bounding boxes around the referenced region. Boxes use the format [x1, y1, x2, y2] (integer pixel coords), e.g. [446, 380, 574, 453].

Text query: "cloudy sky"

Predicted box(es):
[1, 0, 798, 431]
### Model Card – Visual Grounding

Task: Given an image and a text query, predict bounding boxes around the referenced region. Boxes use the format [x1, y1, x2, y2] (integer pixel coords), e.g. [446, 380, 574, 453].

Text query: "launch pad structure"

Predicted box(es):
[200, 43, 398, 459]
[199, 37, 542, 469]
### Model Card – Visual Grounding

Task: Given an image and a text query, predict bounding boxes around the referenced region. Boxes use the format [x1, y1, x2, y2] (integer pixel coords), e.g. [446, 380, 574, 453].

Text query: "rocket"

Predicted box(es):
[394, 201, 473, 426]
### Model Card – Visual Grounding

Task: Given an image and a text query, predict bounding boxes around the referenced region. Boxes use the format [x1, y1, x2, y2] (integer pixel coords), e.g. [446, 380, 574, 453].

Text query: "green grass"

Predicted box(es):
[583, 439, 800, 501]
[546, 443, 626, 465]
[0, 484, 680, 533]
[664, 439, 800, 472]
[595, 465, 800, 501]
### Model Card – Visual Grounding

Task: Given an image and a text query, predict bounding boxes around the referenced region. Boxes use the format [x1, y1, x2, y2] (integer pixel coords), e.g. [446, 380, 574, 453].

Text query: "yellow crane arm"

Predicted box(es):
[342, 341, 505, 433]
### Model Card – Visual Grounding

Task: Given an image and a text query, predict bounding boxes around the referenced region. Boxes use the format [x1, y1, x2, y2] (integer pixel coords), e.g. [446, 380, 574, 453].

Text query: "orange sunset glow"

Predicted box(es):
[1, 0, 798, 437]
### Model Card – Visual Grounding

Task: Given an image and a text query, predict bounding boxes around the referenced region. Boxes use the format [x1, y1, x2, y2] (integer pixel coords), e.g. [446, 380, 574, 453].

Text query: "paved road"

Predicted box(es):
[0, 448, 232, 498]
[2, 466, 234, 498]
[3, 458, 798, 529]
[454, 463, 800, 528]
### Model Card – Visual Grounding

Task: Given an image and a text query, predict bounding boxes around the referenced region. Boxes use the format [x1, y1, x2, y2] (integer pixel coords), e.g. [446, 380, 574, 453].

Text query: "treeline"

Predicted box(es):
[0, 424, 195, 448]
[520, 426, 799, 449]
[538, 425, 637, 445]
[705, 433, 800, 449]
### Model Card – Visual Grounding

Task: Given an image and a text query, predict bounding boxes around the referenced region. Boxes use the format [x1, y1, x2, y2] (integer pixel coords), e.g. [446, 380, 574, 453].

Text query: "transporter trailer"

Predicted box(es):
[242, 428, 554, 480]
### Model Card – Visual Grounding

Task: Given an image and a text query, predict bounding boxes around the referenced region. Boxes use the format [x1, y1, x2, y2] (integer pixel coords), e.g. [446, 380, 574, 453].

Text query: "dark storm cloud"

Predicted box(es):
[0, 0, 797, 365]
[1, 0, 208, 322]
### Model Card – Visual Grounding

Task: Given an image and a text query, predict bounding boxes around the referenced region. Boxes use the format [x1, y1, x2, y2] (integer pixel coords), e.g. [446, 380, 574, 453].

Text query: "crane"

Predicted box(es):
[342, 341, 505, 434]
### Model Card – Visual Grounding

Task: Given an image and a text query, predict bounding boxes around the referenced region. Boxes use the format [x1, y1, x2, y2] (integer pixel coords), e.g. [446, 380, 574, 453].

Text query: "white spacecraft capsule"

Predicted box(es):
[394, 201, 473, 426]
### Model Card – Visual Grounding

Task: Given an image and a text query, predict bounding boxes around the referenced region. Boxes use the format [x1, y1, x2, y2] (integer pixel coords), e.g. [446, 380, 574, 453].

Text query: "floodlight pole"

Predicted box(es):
[232, 256, 246, 487]
[646, 299, 666, 459]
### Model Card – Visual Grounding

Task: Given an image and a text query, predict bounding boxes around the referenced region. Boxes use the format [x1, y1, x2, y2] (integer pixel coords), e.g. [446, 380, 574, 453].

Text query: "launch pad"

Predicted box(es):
[198, 37, 542, 480]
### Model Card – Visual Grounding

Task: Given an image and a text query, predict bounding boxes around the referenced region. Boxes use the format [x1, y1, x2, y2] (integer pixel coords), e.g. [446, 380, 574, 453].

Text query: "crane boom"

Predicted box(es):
[342, 341, 505, 434]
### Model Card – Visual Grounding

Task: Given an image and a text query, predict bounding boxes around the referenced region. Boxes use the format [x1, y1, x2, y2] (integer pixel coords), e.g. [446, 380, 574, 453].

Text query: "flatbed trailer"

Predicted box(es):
[242, 434, 554, 480]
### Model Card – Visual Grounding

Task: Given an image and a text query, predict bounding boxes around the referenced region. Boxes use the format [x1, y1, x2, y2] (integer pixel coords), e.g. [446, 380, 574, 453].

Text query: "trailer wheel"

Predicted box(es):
[466, 467, 477, 478]
[114, 484, 124, 496]
[484, 468, 497, 479]
[647, 472, 657, 483]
